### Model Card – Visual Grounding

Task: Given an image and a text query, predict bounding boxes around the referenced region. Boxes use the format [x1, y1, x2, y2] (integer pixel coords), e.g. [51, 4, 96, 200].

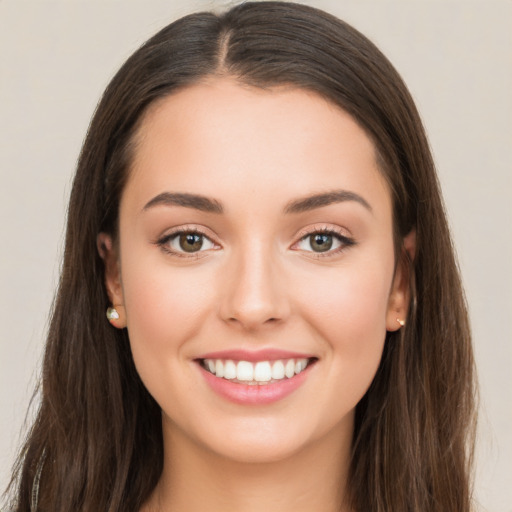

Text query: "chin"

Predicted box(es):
[168, 408, 354, 466]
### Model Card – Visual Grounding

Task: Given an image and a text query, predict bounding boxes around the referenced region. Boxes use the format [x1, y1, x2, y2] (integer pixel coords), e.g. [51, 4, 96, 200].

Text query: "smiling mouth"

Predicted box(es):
[198, 357, 317, 385]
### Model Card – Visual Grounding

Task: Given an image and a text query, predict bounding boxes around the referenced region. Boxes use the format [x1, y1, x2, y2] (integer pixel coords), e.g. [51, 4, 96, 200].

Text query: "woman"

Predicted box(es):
[6, 2, 476, 511]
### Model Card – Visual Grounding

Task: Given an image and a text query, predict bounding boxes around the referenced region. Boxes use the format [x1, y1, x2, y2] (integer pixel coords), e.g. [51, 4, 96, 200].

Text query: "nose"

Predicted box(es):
[218, 244, 290, 330]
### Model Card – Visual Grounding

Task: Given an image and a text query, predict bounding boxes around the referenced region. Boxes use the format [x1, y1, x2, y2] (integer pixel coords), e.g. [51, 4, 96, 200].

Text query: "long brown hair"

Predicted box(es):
[6, 2, 476, 511]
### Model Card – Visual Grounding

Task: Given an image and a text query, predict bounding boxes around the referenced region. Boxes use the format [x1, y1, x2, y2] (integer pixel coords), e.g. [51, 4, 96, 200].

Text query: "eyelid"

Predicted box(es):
[294, 223, 352, 240]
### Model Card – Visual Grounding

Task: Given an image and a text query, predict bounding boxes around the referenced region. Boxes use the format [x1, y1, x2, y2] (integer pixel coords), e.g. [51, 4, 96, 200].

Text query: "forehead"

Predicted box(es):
[124, 77, 391, 217]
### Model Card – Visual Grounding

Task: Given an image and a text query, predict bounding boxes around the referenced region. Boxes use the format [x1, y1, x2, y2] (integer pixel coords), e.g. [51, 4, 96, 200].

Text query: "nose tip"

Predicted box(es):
[218, 253, 290, 330]
[224, 302, 283, 330]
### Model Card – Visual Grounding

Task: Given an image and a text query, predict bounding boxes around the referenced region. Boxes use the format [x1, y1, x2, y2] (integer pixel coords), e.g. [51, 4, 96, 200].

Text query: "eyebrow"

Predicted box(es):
[142, 192, 223, 214]
[142, 189, 371, 215]
[283, 190, 372, 214]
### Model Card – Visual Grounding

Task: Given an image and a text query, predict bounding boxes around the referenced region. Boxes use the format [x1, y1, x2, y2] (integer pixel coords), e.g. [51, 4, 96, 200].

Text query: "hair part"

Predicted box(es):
[6, 3, 476, 511]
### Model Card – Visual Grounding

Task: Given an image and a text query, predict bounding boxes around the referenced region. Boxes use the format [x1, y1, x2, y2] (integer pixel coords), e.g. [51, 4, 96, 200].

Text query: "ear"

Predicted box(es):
[97, 232, 126, 328]
[386, 229, 416, 332]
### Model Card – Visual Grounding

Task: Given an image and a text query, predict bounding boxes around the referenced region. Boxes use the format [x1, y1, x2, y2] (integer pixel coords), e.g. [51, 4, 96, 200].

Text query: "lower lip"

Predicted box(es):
[198, 363, 313, 405]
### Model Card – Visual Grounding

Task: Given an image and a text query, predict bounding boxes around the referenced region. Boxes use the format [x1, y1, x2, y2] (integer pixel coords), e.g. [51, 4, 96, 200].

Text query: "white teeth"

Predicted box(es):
[295, 359, 307, 374]
[237, 361, 254, 381]
[254, 361, 272, 382]
[271, 360, 285, 379]
[285, 359, 295, 378]
[215, 359, 224, 378]
[203, 357, 311, 383]
[224, 360, 237, 380]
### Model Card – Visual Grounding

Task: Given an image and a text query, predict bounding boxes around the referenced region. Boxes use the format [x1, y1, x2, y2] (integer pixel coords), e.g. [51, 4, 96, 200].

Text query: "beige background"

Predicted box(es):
[1, 1, 511, 510]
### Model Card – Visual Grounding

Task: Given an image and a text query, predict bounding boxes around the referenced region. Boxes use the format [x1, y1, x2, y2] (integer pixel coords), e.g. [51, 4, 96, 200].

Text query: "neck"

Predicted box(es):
[143, 418, 354, 512]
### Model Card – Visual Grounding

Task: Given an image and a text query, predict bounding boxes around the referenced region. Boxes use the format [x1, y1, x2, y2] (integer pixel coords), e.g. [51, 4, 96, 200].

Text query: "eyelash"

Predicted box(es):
[155, 226, 356, 259]
[293, 227, 356, 259]
[155, 227, 216, 259]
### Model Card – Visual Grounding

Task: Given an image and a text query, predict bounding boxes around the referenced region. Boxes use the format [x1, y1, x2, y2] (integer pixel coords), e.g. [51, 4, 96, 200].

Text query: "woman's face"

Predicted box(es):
[101, 78, 410, 464]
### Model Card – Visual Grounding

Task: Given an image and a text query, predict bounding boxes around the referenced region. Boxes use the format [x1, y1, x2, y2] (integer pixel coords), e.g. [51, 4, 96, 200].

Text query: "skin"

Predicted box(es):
[99, 78, 413, 512]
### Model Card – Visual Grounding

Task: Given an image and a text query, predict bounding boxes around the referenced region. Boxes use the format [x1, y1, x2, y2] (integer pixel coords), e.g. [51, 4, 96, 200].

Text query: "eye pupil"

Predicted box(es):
[179, 233, 203, 252]
[310, 233, 333, 252]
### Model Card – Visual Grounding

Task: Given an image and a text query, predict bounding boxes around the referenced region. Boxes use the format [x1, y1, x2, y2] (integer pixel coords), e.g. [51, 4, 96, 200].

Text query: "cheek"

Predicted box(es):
[120, 255, 216, 373]
[297, 259, 392, 392]
[303, 259, 391, 333]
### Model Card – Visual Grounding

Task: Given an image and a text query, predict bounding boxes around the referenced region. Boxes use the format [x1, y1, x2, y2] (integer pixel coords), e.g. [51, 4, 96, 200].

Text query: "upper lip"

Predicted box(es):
[195, 348, 316, 362]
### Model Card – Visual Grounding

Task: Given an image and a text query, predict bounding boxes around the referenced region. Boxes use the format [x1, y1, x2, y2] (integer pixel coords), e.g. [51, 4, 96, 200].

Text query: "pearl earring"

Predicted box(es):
[396, 318, 405, 327]
[106, 307, 120, 321]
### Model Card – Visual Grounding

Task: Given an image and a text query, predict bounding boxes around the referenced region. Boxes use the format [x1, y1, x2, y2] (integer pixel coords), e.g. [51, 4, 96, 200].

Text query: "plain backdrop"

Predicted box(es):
[1, 1, 511, 510]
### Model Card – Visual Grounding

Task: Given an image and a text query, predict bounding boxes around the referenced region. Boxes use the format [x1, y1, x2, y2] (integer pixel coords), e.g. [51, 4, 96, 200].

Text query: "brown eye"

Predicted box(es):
[160, 230, 216, 255]
[179, 233, 204, 252]
[309, 233, 333, 252]
[294, 230, 354, 256]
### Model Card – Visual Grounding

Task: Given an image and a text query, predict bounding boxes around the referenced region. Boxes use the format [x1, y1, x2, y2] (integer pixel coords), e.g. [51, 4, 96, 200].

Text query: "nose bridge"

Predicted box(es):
[220, 237, 289, 329]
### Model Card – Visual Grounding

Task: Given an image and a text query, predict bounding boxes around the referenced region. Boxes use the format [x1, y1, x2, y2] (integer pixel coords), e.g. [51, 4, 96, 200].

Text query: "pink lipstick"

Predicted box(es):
[195, 349, 317, 405]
